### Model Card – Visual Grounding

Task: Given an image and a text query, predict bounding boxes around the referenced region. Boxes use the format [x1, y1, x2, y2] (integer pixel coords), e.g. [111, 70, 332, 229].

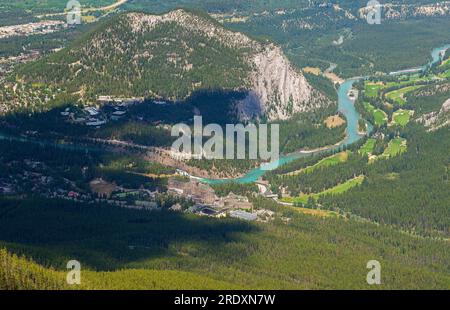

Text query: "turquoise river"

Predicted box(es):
[0, 44, 449, 185]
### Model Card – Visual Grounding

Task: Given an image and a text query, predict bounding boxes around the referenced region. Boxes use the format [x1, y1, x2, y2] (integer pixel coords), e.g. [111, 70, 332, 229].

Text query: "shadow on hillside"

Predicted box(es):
[0, 89, 264, 271]
[0, 89, 260, 151]
[0, 89, 254, 132]
[0, 197, 259, 271]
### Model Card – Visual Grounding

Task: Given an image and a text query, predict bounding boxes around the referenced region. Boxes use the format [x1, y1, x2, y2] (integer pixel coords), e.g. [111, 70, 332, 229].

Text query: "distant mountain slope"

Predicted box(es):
[14, 9, 331, 120]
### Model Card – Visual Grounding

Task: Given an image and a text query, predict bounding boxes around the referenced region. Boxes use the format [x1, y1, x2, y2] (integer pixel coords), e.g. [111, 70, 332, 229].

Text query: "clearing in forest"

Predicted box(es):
[381, 138, 408, 158]
[392, 109, 414, 126]
[281, 176, 365, 205]
[363, 102, 388, 126]
[359, 138, 376, 156]
[385, 85, 423, 105]
[285, 151, 350, 176]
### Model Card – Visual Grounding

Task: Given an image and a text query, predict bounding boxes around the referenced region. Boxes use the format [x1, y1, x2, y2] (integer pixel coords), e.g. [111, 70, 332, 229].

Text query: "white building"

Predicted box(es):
[84, 107, 99, 116]
[229, 210, 257, 221]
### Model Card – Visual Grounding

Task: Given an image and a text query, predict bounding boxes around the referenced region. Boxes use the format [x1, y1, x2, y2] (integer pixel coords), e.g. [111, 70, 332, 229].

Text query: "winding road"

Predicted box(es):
[82, 0, 129, 13]
[39, 0, 129, 17]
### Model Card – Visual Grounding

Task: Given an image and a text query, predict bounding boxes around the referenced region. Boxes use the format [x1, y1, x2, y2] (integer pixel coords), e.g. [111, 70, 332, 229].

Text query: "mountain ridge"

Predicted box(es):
[9, 9, 331, 120]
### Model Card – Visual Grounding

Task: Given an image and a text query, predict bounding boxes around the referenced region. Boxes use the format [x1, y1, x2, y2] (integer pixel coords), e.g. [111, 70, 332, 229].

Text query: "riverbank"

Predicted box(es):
[200, 77, 366, 185]
[1, 43, 448, 186]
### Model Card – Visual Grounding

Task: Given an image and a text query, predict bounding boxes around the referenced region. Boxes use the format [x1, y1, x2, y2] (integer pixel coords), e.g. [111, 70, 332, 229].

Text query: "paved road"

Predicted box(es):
[39, 0, 129, 17]
[83, 0, 129, 13]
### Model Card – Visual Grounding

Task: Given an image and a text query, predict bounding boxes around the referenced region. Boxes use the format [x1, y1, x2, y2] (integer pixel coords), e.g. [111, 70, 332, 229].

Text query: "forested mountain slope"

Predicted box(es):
[418, 98, 450, 130]
[0, 248, 239, 289]
[0, 196, 449, 290]
[11, 9, 331, 120]
[0, 248, 67, 290]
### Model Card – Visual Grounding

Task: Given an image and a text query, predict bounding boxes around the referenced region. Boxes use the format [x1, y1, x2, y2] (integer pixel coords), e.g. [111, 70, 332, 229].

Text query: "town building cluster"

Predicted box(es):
[59, 96, 146, 128]
[167, 178, 275, 222]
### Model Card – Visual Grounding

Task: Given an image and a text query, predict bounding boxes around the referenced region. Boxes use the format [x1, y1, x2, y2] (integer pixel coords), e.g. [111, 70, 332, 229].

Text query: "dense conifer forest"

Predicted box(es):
[1, 0, 450, 291]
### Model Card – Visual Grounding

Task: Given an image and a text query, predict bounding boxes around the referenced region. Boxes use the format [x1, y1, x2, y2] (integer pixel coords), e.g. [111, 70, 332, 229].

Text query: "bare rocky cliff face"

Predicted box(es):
[241, 44, 327, 120]
[417, 98, 450, 131]
[127, 10, 331, 121]
[127, 10, 254, 50]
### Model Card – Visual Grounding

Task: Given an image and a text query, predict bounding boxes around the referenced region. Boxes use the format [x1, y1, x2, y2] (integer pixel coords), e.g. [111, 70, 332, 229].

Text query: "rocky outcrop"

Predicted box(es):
[417, 98, 450, 131]
[125, 10, 331, 121]
[127, 10, 254, 50]
[9, 9, 331, 120]
[238, 44, 328, 120]
[127, 10, 331, 121]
